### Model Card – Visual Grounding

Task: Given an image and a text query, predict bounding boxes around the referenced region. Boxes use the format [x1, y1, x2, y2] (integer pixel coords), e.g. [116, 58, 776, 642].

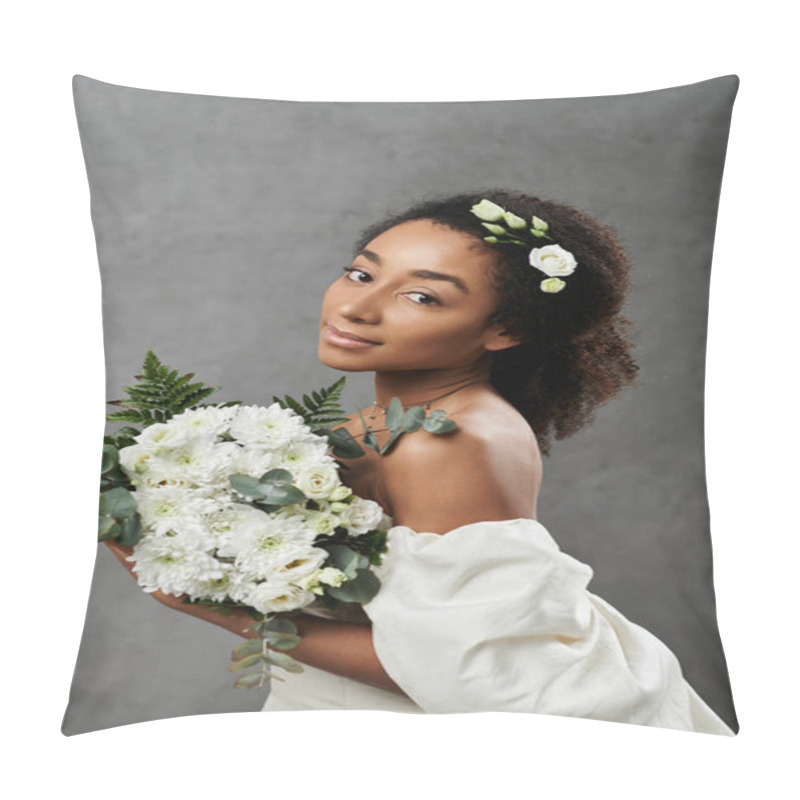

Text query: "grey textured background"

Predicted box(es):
[63, 74, 739, 735]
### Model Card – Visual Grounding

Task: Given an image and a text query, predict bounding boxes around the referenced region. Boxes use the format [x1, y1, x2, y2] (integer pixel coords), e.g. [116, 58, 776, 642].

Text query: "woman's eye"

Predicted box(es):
[406, 292, 440, 306]
[341, 267, 440, 306]
[342, 266, 371, 283]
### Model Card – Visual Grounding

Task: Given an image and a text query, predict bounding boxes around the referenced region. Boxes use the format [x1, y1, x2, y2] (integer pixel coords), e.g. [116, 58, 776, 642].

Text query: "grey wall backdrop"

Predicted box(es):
[63, 74, 739, 735]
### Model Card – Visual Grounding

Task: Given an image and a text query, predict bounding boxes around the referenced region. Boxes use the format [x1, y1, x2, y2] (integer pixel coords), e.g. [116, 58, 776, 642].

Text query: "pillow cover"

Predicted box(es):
[63, 74, 739, 736]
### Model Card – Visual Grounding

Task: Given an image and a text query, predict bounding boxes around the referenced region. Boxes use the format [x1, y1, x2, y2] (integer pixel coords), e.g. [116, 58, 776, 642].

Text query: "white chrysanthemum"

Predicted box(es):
[185, 564, 251, 603]
[134, 484, 220, 537]
[129, 535, 224, 596]
[293, 461, 341, 500]
[230, 445, 278, 482]
[168, 405, 239, 440]
[206, 502, 266, 536]
[247, 580, 317, 614]
[127, 440, 239, 489]
[341, 495, 386, 535]
[229, 404, 311, 449]
[210, 504, 274, 554]
[216, 514, 316, 579]
[273, 438, 333, 475]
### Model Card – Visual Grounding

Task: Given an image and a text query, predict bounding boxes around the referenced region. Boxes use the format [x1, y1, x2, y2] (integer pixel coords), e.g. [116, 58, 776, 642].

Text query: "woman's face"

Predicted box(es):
[319, 219, 516, 372]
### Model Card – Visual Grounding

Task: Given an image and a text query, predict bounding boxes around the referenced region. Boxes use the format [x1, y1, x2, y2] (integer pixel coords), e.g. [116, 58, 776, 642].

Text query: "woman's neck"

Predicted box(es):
[372, 365, 493, 409]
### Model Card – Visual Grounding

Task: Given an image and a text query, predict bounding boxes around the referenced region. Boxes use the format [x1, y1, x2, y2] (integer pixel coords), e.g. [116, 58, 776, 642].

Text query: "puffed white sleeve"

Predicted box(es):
[362, 518, 734, 736]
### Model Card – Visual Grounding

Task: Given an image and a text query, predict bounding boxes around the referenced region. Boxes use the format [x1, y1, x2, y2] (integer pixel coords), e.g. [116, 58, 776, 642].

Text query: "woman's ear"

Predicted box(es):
[484, 323, 523, 352]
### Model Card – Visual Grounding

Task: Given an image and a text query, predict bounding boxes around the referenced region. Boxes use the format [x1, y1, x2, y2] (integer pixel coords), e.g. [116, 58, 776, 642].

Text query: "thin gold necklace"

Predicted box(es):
[367, 379, 490, 421]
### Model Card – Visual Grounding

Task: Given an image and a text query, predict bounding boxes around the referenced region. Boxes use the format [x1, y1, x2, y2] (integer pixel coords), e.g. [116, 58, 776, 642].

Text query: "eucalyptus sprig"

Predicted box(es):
[229, 616, 304, 689]
[357, 396, 458, 456]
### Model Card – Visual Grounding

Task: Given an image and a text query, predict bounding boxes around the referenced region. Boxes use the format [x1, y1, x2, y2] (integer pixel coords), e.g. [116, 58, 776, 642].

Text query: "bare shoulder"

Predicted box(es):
[378, 397, 542, 534]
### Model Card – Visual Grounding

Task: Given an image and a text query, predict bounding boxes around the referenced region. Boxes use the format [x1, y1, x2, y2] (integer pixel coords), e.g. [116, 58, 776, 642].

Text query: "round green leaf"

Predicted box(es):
[385, 397, 404, 428]
[400, 406, 425, 432]
[229, 474, 267, 499]
[230, 653, 264, 672]
[233, 670, 269, 689]
[98, 516, 120, 542]
[101, 445, 119, 474]
[266, 617, 299, 635]
[259, 483, 307, 506]
[231, 638, 263, 661]
[99, 486, 138, 519]
[266, 634, 301, 650]
[327, 568, 381, 604]
[260, 468, 294, 484]
[326, 544, 360, 578]
[116, 513, 143, 546]
[264, 650, 305, 673]
[422, 416, 458, 434]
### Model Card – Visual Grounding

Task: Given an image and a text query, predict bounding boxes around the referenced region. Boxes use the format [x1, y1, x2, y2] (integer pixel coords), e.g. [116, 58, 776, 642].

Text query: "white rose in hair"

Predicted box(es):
[529, 244, 578, 277]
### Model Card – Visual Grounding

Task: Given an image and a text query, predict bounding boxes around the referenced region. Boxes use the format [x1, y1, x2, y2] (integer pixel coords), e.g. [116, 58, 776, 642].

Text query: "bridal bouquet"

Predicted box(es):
[98, 350, 456, 689]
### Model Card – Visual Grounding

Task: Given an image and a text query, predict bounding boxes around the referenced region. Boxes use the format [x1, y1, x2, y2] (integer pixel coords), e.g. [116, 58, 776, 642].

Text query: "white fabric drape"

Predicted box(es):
[263, 518, 734, 736]
[361, 518, 734, 735]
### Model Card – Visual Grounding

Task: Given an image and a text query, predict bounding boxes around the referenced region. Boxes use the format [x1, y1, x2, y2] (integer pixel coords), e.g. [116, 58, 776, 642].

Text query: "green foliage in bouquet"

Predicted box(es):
[105, 348, 235, 432]
[96, 348, 458, 689]
[272, 377, 365, 461]
[229, 618, 304, 689]
[99, 349, 241, 548]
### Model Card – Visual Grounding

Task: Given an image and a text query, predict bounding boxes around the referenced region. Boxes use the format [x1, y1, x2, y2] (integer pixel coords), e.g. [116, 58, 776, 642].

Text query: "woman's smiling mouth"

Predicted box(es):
[323, 323, 382, 348]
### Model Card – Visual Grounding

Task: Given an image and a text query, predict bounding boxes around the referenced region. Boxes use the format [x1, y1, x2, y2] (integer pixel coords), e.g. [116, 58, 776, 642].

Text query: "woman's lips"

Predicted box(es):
[322, 324, 381, 349]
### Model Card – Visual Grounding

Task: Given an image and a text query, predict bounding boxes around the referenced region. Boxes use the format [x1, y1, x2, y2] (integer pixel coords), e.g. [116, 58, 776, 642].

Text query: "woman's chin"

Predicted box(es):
[317, 343, 375, 371]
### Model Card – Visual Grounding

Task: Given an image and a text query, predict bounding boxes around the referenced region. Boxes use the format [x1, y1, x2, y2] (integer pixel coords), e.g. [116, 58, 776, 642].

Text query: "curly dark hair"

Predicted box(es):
[351, 189, 640, 457]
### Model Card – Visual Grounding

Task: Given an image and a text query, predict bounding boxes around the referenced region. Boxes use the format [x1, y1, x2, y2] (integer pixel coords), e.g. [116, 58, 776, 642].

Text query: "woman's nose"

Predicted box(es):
[338, 286, 383, 322]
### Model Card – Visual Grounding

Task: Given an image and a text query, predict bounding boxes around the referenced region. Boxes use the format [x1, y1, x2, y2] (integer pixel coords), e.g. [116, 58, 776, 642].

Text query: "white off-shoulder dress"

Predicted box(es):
[261, 518, 735, 736]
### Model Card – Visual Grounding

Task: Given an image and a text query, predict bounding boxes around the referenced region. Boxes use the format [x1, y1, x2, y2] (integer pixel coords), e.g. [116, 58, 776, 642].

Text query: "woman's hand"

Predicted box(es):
[102, 539, 259, 638]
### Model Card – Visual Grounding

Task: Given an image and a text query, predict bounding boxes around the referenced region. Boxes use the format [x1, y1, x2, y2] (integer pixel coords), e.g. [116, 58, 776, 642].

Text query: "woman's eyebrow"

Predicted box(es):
[356, 248, 471, 294]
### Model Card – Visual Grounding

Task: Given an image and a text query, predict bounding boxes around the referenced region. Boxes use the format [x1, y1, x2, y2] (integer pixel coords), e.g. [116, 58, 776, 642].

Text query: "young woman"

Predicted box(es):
[106, 189, 735, 735]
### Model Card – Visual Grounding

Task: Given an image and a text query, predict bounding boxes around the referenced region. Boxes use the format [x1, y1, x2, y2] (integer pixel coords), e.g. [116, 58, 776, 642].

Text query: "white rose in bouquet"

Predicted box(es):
[293, 461, 341, 500]
[342, 495, 386, 535]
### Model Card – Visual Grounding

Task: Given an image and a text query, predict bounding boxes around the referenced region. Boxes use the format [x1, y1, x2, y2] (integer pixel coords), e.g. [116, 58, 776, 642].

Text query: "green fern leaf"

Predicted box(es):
[106, 349, 222, 427]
